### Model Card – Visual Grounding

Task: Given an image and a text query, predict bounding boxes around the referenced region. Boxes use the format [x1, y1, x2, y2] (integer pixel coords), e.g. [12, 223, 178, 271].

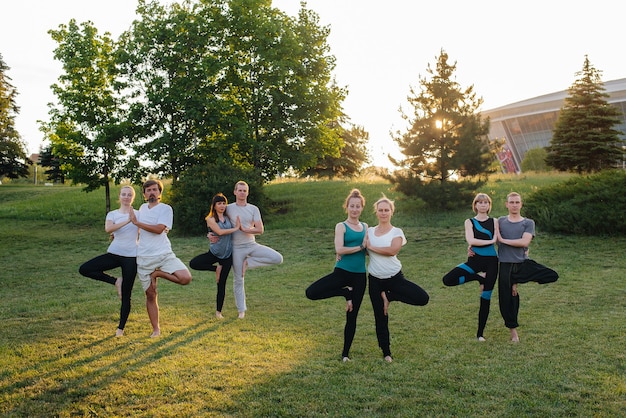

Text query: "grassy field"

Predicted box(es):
[1, 173, 625, 417]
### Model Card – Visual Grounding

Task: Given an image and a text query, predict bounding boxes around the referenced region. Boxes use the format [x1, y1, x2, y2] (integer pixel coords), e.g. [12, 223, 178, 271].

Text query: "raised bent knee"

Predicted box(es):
[176, 270, 192, 285]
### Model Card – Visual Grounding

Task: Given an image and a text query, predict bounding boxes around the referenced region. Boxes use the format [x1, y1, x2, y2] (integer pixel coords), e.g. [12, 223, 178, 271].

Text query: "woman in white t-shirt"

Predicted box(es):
[79, 186, 139, 337]
[366, 196, 429, 362]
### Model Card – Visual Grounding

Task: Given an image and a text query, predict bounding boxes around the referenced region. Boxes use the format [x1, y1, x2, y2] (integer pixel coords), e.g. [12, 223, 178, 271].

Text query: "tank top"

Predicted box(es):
[335, 222, 366, 273]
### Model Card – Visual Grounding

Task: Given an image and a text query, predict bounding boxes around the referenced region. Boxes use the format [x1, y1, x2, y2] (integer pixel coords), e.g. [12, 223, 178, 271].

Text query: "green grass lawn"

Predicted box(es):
[1, 173, 625, 417]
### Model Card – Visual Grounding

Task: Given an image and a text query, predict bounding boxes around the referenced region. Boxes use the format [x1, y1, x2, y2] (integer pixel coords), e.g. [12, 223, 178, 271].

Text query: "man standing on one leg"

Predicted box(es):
[130, 179, 192, 337]
[226, 181, 283, 319]
[497, 192, 558, 342]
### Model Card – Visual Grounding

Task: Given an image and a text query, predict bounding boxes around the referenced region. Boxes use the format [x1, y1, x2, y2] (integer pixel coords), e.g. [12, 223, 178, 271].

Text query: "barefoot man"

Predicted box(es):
[131, 179, 192, 337]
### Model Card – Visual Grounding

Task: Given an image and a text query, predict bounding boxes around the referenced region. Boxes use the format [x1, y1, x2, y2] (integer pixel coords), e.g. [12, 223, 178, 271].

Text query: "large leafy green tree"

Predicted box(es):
[118, 0, 226, 182]
[221, 0, 346, 179]
[389, 50, 491, 209]
[119, 0, 345, 182]
[545, 56, 624, 173]
[45, 20, 132, 212]
[0, 53, 31, 180]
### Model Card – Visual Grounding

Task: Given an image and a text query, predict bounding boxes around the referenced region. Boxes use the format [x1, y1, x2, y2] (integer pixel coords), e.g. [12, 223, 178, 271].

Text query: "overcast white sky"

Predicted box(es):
[2, 0, 623, 168]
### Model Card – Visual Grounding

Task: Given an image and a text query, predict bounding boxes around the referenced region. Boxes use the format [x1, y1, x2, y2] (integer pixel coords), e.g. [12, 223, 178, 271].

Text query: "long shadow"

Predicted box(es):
[1, 319, 226, 415]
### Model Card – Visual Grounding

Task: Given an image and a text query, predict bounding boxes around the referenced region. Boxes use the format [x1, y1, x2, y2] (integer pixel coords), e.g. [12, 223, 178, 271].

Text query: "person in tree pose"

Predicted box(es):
[224, 180, 283, 319]
[497, 192, 559, 342]
[190, 193, 240, 319]
[366, 196, 429, 362]
[442, 193, 499, 341]
[130, 179, 192, 337]
[305, 189, 368, 362]
[79, 185, 139, 337]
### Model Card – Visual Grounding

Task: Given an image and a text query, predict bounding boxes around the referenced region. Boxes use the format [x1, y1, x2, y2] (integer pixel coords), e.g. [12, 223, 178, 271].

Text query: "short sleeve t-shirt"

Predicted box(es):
[137, 202, 173, 256]
[497, 216, 535, 263]
[227, 203, 261, 246]
[367, 226, 407, 278]
[106, 209, 138, 257]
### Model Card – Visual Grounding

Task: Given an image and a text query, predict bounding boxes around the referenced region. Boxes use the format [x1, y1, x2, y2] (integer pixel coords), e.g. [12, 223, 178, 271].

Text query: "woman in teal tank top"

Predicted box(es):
[305, 189, 368, 362]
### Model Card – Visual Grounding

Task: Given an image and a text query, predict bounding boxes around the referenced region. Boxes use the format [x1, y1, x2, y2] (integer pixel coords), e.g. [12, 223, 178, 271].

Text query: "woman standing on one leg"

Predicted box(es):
[79, 185, 139, 337]
[305, 189, 368, 362]
[190, 193, 240, 319]
[367, 196, 429, 363]
[442, 193, 499, 341]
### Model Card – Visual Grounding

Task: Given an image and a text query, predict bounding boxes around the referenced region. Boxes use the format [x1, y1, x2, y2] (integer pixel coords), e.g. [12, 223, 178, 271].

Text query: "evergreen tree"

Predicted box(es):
[0, 53, 31, 180]
[546, 56, 624, 173]
[39, 144, 65, 184]
[388, 50, 492, 210]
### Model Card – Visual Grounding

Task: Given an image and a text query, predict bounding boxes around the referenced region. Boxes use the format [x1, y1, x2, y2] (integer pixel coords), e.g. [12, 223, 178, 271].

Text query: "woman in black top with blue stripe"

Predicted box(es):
[442, 193, 499, 341]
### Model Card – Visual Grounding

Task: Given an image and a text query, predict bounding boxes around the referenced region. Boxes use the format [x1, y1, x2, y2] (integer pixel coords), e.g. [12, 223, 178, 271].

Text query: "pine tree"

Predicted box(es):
[0, 53, 31, 180]
[388, 50, 492, 210]
[546, 56, 624, 173]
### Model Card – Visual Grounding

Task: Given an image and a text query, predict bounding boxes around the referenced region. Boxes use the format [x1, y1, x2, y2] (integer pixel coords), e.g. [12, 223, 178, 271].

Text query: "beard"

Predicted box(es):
[148, 195, 157, 203]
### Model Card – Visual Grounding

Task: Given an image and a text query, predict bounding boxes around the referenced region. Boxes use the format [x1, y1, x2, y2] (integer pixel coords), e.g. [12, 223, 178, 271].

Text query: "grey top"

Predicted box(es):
[497, 216, 535, 263]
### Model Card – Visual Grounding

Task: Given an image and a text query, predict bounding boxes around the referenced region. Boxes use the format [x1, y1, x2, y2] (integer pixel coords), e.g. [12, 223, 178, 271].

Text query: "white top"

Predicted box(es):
[367, 226, 407, 279]
[106, 209, 139, 257]
[136, 202, 173, 256]
[227, 202, 261, 246]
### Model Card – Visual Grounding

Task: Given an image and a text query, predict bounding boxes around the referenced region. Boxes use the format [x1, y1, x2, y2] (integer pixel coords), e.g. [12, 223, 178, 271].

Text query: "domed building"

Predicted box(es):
[482, 78, 626, 173]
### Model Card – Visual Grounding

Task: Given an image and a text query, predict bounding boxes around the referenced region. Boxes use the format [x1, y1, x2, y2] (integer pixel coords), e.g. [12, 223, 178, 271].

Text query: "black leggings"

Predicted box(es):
[189, 251, 232, 312]
[369, 271, 429, 358]
[499, 259, 559, 329]
[442, 255, 498, 338]
[79, 253, 137, 330]
[306, 268, 367, 358]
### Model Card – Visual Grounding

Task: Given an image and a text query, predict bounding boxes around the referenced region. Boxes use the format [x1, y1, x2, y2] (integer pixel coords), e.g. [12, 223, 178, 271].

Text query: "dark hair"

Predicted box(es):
[206, 193, 228, 221]
[142, 179, 163, 193]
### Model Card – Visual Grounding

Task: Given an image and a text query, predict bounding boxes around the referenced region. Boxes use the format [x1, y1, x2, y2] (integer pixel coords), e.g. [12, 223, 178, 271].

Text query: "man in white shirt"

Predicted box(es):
[130, 179, 192, 337]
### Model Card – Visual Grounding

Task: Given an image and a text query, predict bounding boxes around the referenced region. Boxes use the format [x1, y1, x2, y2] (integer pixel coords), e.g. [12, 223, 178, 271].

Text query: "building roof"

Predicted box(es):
[483, 78, 626, 120]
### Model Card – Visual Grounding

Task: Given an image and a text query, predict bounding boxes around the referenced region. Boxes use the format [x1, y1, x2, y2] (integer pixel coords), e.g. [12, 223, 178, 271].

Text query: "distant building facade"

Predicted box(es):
[482, 78, 626, 173]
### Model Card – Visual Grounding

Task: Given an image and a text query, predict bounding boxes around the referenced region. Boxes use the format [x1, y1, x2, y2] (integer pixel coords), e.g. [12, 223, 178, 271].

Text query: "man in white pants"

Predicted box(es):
[225, 181, 283, 318]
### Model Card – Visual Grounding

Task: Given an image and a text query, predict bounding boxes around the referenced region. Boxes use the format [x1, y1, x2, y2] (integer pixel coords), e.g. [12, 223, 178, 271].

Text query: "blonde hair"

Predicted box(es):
[234, 180, 249, 192]
[507, 192, 521, 201]
[374, 195, 395, 214]
[472, 193, 492, 214]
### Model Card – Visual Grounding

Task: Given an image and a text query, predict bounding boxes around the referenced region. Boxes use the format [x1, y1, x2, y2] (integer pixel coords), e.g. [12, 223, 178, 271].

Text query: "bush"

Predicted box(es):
[521, 147, 549, 172]
[168, 163, 266, 236]
[523, 170, 626, 235]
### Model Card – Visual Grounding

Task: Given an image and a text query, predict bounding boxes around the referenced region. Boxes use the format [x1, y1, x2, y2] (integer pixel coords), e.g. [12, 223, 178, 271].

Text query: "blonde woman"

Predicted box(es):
[442, 193, 499, 341]
[366, 196, 429, 362]
[79, 186, 139, 337]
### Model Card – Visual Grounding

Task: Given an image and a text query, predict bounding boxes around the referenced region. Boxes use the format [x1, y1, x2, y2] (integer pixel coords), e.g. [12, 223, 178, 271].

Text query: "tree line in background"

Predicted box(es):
[1, 1, 624, 222]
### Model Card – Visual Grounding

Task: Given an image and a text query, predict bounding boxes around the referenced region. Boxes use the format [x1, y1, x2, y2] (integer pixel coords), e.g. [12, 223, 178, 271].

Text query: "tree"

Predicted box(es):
[301, 123, 370, 178]
[388, 50, 492, 209]
[45, 20, 132, 212]
[0, 53, 31, 180]
[545, 56, 624, 174]
[39, 144, 65, 183]
[118, 0, 226, 182]
[521, 147, 549, 172]
[119, 0, 346, 182]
